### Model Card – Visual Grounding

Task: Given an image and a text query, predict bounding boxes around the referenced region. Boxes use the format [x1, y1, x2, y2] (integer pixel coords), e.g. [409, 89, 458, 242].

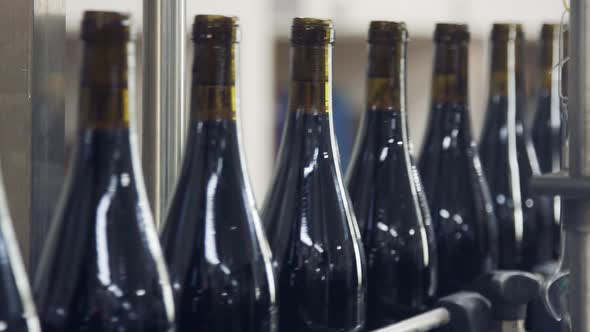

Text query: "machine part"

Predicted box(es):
[530, 171, 590, 198]
[498, 320, 526, 332]
[373, 291, 491, 332]
[476, 270, 542, 322]
[528, 261, 564, 332]
[564, 0, 590, 330]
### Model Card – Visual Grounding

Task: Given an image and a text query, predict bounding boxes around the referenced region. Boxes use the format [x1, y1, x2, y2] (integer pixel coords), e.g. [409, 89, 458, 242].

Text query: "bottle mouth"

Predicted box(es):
[491, 23, 524, 41]
[434, 23, 470, 43]
[82, 10, 131, 43]
[368, 21, 408, 44]
[193, 15, 240, 43]
[291, 17, 334, 46]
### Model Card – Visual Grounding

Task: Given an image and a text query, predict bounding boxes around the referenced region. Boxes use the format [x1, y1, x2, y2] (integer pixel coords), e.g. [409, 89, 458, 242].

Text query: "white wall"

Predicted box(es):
[277, 0, 566, 38]
[66, 0, 568, 38]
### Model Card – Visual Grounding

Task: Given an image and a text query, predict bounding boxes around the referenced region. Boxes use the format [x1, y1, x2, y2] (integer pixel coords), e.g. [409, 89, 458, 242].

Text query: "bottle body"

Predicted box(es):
[531, 24, 566, 261]
[34, 12, 175, 332]
[35, 130, 175, 332]
[160, 15, 277, 332]
[532, 97, 562, 263]
[419, 24, 498, 295]
[420, 103, 498, 294]
[0, 172, 41, 332]
[348, 109, 436, 327]
[479, 24, 548, 270]
[480, 97, 544, 270]
[265, 111, 366, 332]
[346, 23, 436, 328]
[263, 18, 366, 332]
[161, 121, 278, 332]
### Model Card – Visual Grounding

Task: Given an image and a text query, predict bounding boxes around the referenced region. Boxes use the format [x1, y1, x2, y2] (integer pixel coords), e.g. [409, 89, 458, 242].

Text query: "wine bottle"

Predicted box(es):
[160, 15, 278, 332]
[33, 11, 175, 332]
[479, 23, 548, 270]
[419, 24, 498, 295]
[346, 21, 437, 328]
[0, 169, 41, 332]
[262, 18, 366, 332]
[531, 23, 567, 261]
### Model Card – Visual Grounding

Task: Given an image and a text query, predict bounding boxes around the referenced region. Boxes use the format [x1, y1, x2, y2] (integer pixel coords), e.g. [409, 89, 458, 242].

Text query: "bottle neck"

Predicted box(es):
[191, 42, 238, 121]
[489, 39, 525, 98]
[288, 45, 332, 114]
[79, 42, 131, 129]
[366, 42, 406, 112]
[187, 42, 243, 175]
[431, 42, 468, 104]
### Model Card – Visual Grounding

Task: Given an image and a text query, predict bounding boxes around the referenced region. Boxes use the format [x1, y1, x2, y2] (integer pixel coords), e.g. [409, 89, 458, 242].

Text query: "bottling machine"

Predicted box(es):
[0, 0, 587, 331]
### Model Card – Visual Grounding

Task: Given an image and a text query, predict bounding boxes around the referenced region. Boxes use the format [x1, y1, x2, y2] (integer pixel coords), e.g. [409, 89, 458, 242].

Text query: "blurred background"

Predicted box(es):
[1, 0, 567, 258]
[62, 0, 564, 203]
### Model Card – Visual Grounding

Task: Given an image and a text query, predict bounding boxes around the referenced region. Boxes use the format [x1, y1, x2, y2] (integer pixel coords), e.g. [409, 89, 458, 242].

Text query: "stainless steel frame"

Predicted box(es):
[0, 0, 65, 272]
[142, 0, 187, 225]
[566, 0, 590, 330]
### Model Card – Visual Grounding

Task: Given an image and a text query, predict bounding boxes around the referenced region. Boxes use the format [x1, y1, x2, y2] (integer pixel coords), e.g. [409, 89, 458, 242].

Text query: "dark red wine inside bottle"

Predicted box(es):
[160, 15, 278, 332]
[419, 24, 498, 295]
[33, 11, 175, 332]
[0, 172, 41, 332]
[531, 23, 567, 261]
[479, 23, 550, 270]
[346, 21, 437, 328]
[262, 18, 367, 332]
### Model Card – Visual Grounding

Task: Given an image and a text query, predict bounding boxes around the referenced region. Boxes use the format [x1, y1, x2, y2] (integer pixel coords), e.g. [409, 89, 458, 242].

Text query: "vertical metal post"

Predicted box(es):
[142, 0, 162, 225]
[566, 0, 590, 330]
[162, 0, 187, 215]
[142, 0, 186, 225]
[0, 0, 65, 272]
[30, 0, 65, 273]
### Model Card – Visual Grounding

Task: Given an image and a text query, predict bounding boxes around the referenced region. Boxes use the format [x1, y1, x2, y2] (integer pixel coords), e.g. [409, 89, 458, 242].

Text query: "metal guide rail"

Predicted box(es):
[373, 271, 541, 332]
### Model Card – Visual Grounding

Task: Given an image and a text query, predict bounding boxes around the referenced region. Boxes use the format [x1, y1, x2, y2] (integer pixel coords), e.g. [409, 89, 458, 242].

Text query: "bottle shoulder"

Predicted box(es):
[161, 153, 274, 286]
[160, 120, 277, 321]
[162, 120, 268, 262]
[263, 112, 364, 281]
[422, 152, 492, 199]
[264, 150, 359, 246]
[347, 135, 424, 230]
[34, 133, 175, 330]
[35, 181, 169, 289]
[264, 112, 349, 217]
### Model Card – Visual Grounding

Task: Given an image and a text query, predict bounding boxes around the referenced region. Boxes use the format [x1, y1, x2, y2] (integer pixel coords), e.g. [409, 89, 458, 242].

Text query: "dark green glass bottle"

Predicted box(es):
[262, 18, 366, 332]
[34, 11, 175, 332]
[531, 23, 567, 261]
[346, 21, 437, 328]
[160, 15, 278, 332]
[419, 24, 498, 295]
[479, 23, 550, 270]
